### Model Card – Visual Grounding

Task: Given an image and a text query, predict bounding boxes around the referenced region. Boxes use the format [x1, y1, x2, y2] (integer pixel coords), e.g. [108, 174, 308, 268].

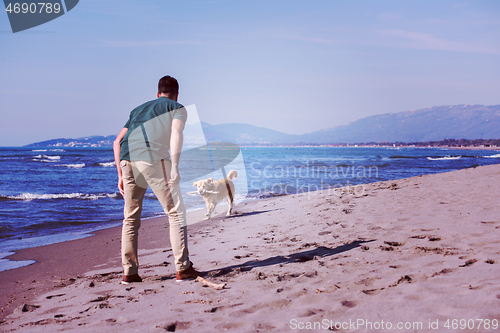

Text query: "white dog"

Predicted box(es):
[191, 170, 238, 220]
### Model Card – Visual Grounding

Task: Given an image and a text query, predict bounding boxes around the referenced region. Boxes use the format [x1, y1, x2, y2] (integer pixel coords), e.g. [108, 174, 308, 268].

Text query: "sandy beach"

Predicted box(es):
[1, 164, 500, 332]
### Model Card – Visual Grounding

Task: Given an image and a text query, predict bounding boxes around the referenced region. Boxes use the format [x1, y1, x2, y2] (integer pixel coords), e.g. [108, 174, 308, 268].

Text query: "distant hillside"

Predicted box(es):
[25, 104, 500, 147]
[26, 135, 117, 148]
[184, 122, 299, 144]
[299, 104, 500, 143]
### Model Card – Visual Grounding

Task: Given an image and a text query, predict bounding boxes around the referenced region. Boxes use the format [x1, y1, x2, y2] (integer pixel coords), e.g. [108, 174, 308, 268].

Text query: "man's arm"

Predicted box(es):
[113, 127, 128, 196]
[168, 119, 184, 186]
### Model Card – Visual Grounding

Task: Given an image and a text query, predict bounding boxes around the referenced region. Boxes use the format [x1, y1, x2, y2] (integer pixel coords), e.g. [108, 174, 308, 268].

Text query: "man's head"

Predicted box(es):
[157, 75, 179, 101]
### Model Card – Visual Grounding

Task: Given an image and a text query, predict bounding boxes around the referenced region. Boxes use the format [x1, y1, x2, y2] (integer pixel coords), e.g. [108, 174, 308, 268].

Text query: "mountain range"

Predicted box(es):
[25, 104, 500, 147]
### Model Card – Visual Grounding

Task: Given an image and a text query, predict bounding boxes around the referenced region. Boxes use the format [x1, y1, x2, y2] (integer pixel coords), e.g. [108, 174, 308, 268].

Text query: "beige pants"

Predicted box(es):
[120, 159, 190, 274]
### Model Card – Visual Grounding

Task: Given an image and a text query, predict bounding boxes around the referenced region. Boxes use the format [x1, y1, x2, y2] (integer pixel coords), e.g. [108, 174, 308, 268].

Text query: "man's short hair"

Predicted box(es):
[158, 76, 179, 95]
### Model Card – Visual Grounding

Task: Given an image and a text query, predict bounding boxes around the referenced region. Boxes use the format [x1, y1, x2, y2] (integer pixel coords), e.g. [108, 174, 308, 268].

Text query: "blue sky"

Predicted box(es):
[1, 0, 499, 146]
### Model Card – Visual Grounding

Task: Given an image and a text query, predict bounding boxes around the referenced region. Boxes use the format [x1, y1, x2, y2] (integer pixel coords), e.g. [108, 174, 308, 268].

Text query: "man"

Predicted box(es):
[113, 75, 202, 284]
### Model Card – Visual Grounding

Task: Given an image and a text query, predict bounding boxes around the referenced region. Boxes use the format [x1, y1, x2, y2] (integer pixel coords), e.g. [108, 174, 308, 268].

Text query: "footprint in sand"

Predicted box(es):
[21, 304, 40, 312]
[298, 308, 324, 317]
[89, 295, 111, 303]
[362, 288, 383, 296]
[459, 259, 477, 267]
[411, 235, 427, 239]
[431, 268, 454, 277]
[341, 300, 357, 308]
[389, 275, 412, 287]
[415, 247, 458, 256]
[384, 241, 403, 246]
[159, 321, 191, 331]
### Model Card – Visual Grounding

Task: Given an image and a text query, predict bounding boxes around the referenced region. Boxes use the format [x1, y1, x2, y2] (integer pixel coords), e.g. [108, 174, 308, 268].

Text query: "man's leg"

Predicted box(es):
[121, 160, 147, 276]
[146, 160, 190, 272]
[160, 184, 190, 272]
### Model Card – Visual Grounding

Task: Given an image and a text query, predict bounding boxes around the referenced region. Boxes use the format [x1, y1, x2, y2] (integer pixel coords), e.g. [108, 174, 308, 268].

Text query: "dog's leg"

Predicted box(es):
[204, 202, 211, 220]
[226, 197, 233, 215]
[206, 203, 216, 220]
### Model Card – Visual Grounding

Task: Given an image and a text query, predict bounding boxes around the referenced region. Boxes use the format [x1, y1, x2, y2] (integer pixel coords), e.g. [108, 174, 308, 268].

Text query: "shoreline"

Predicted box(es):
[3, 143, 499, 270]
[0, 204, 213, 272]
[0, 206, 231, 321]
[1, 156, 498, 273]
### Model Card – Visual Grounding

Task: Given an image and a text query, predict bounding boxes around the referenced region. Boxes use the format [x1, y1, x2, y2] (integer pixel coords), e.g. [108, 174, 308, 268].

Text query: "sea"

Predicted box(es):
[1, 146, 499, 271]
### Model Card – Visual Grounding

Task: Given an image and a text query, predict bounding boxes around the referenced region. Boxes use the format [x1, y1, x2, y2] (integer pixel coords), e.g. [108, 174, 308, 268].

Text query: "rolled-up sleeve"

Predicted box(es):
[173, 106, 188, 124]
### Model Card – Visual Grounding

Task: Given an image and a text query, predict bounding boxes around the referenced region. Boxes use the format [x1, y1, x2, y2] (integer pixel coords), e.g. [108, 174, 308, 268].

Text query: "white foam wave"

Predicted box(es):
[32, 149, 47, 152]
[57, 163, 85, 168]
[33, 154, 61, 160]
[50, 149, 64, 152]
[99, 162, 115, 167]
[4, 192, 118, 201]
[485, 154, 500, 158]
[427, 156, 461, 161]
[0, 258, 36, 272]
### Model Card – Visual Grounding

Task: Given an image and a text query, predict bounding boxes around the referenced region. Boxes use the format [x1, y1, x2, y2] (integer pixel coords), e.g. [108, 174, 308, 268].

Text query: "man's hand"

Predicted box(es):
[118, 176, 125, 196]
[113, 127, 128, 197]
[168, 167, 180, 186]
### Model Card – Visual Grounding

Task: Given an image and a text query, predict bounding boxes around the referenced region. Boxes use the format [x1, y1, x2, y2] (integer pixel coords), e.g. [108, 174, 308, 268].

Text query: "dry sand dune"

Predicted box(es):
[1, 164, 500, 332]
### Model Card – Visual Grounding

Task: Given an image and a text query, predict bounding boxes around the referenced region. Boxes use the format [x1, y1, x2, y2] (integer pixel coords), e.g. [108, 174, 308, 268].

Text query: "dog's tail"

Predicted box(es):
[226, 170, 238, 181]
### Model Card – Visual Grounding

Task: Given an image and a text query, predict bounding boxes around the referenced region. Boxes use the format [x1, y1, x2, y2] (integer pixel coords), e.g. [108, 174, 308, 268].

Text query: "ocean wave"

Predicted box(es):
[32, 149, 47, 152]
[427, 156, 461, 161]
[485, 154, 500, 158]
[0, 192, 119, 201]
[91, 161, 115, 167]
[33, 154, 61, 160]
[50, 149, 64, 152]
[0, 225, 15, 239]
[56, 163, 85, 168]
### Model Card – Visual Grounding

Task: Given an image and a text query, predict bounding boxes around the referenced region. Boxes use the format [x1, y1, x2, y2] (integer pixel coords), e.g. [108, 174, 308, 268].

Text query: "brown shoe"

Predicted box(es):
[176, 265, 204, 282]
[121, 274, 142, 285]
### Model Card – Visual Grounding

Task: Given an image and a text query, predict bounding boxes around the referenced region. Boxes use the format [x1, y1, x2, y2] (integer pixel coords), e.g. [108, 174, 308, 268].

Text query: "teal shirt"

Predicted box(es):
[120, 97, 187, 161]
